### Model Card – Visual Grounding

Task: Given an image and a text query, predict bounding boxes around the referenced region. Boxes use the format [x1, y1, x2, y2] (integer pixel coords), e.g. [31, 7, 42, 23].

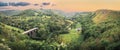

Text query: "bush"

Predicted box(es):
[0, 43, 11, 50]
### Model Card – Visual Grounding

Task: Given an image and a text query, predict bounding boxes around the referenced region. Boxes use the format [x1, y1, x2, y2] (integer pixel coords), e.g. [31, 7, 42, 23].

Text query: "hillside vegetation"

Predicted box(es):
[93, 9, 120, 24]
[0, 9, 120, 50]
[79, 10, 120, 50]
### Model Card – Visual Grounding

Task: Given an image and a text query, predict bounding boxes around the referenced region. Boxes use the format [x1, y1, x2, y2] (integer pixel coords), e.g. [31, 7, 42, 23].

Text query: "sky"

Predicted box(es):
[0, 0, 120, 12]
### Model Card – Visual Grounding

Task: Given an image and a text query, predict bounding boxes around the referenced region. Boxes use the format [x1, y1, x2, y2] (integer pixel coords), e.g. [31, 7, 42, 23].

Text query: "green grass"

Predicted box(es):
[0, 23, 25, 41]
[93, 10, 120, 24]
[5, 24, 24, 33]
[59, 29, 80, 44]
[76, 23, 81, 28]
[59, 22, 82, 44]
[0, 23, 24, 33]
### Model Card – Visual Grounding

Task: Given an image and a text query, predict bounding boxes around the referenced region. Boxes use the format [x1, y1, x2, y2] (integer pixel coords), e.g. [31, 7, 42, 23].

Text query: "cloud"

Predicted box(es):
[41, 2, 56, 7]
[0, 2, 8, 7]
[0, 2, 30, 7]
[34, 4, 39, 6]
[9, 2, 30, 6]
[42, 2, 50, 6]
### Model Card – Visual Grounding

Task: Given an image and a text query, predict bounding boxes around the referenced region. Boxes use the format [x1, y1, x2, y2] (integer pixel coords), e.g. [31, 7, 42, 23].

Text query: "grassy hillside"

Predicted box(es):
[77, 9, 120, 50]
[0, 22, 24, 39]
[93, 9, 120, 24]
[59, 29, 80, 43]
[0, 9, 76, 50]
[0, 9, 120, 50]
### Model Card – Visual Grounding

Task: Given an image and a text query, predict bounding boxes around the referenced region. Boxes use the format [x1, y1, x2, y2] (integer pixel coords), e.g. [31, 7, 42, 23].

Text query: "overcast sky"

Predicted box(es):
[0, 0, 120, 12]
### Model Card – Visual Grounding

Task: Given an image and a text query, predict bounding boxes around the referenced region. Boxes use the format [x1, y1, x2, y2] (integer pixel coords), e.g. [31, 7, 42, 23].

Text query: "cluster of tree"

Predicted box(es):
[0, 9, 74, 50]
[69, 10, 120, 50]
[0, 9, 120, 50]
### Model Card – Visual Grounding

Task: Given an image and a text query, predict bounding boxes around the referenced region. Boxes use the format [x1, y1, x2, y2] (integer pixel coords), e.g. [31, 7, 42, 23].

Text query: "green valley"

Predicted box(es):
[0, 9, 120, 50]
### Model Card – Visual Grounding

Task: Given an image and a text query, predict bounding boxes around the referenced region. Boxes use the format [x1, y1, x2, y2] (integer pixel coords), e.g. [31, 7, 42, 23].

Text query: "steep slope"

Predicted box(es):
[0, 23, 24, 33]
[0, 23, 24, 41]
[76, 9, 120, 50]
[92, 9, 120, 24]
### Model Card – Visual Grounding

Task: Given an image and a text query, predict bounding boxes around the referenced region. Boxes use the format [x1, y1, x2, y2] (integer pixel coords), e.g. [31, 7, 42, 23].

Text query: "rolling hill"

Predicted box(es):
[0, 22, 27, 47]
[0, 9, 120, 50]
[92, 9, 120, 24]
[0, 10, 22, 16]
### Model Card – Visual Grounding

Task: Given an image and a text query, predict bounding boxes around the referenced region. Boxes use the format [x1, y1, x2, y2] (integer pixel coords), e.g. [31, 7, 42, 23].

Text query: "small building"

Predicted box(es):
[76, 28, 81, 32]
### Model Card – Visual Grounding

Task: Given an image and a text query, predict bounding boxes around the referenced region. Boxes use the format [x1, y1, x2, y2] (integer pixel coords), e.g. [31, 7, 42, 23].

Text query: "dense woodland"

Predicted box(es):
[0, 9, 120, 50]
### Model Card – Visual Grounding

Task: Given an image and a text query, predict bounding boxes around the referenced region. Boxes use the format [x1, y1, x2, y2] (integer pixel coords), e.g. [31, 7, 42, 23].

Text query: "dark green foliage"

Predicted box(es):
[0, 9, 120, 50]
[74, 10, 120, 50]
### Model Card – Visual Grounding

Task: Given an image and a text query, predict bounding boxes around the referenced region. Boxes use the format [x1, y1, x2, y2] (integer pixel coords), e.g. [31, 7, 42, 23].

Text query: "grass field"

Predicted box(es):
[59, 29, 81, 44]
